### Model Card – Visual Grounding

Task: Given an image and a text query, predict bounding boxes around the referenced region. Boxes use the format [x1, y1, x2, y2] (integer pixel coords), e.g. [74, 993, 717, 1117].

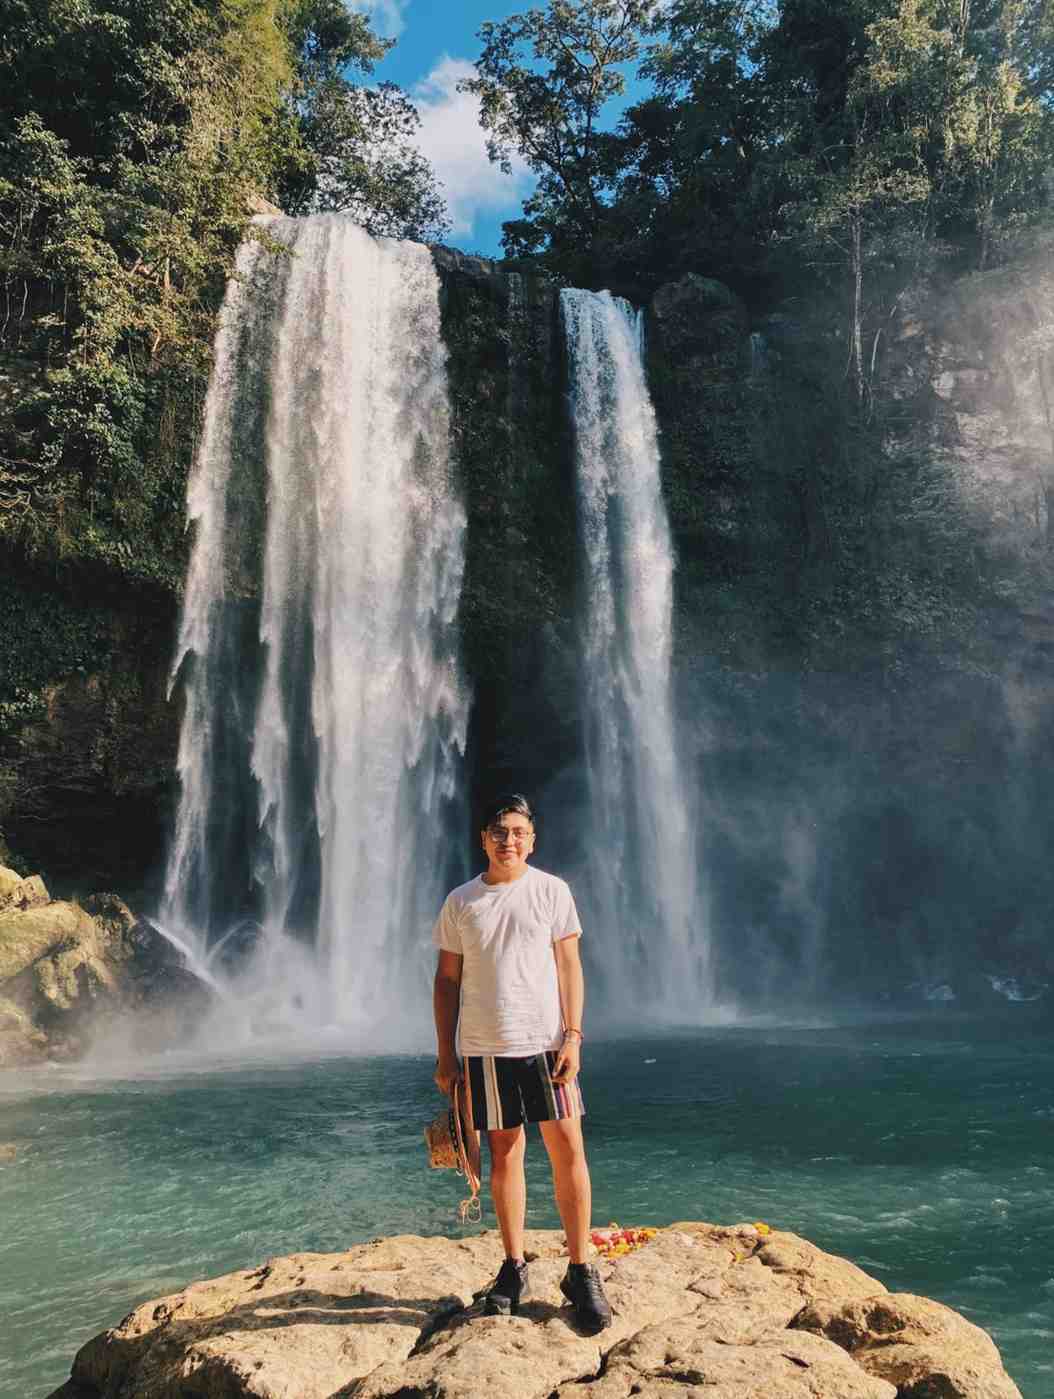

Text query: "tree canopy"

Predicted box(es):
[460, 0, 654, 276]
[466, 0, 1054, 296]
[0, 0, 448, 579]
[3, 0, 1054, 635]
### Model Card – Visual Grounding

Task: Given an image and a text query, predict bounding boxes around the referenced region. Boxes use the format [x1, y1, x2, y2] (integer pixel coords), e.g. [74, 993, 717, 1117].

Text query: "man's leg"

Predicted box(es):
[488, 1126, 527, 1261]
[540, 1116, 612, 1333]
[538, 1116, 591, 1264]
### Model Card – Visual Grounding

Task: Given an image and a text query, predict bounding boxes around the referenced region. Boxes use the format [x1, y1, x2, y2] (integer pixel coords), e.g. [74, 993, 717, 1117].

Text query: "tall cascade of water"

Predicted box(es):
[561, 289, 709, 1016]
[162, 215, 467, 1039]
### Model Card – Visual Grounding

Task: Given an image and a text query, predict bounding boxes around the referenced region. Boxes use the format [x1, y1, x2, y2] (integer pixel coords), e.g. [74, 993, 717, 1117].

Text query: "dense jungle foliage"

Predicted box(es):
[0, 0, 446, 592]
[473, 0, 1054, 289]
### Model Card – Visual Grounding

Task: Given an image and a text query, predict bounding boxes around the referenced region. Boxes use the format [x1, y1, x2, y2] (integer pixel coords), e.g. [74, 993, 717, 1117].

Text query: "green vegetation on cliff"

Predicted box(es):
[469, 0, 1054, 653]
[7, 0, 1053, 692]
[0, 0, 450, 868]
[0, 0, 448, 588]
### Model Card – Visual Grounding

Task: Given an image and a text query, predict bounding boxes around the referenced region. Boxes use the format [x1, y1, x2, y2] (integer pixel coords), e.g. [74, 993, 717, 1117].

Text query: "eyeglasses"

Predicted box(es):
[486, 825, 534, 844]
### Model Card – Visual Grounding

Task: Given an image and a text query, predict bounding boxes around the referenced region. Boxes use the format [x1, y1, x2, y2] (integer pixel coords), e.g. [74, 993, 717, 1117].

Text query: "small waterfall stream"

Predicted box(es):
[561, 289, 709, 1015]
[162, 216, 467, 1038]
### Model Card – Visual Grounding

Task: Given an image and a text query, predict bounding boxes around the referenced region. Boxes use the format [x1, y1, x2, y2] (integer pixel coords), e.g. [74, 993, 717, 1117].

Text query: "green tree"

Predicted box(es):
[610, 0, 778, 292]
[784, 1, 949, 409]
[0, 0, 451, 579]
[952, 2, 1052, 267]
[774, 0, 1052, 408]
[0, 0, 294, 574]
[461, 0, 655, 270]
[281, 79, 449, 238]
[276, 0, 448, 238]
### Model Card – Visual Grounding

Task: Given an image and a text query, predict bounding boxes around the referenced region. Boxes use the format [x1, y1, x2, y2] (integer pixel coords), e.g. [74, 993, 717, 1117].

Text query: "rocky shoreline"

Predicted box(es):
[0, 864, 202, 1065]
[46, 1223, 1021, 1398]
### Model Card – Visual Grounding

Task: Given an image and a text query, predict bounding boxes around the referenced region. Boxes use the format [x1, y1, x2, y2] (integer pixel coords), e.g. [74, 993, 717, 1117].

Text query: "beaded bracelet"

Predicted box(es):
[563, 1028, 584, 1041]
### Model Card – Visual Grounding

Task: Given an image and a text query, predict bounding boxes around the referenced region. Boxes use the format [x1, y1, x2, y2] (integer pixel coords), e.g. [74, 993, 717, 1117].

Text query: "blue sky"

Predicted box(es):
[349, 0, 538, 256]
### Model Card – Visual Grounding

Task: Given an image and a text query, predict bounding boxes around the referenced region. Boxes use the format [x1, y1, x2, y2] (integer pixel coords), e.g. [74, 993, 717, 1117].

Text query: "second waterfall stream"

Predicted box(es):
[561, 288, 709, 1016]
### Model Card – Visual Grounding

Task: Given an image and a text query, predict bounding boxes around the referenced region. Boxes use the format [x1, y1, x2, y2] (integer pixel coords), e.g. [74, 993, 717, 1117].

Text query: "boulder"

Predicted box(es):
[122, 917, 210, 1002]
[0, 900, 96, 982]
[794, 1293, 1024, 1399]
[755, 1229, 890, 1304]
[47, 1226, 1022, 1399]
[0, 874, 209, 1061]
[0, 864, 50, 912]
[647, 274, 749, 362]
[30, 910, 122, 1017]
[0, 994, 47, 1066]
[0, 897, 122, 1061]
[81, 892, 136, 936]
[66, 1235, 497, 1399]
[19, 873, 50, 907]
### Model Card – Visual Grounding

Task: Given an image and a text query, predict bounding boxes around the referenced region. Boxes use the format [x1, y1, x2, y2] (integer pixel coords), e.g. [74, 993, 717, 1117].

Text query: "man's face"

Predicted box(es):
[481, 811, 536, 876]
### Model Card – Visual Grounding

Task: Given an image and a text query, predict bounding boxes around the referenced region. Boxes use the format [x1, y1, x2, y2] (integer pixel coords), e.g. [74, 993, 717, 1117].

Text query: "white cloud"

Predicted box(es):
[411, 56, 534, 243]
[346, 0, 409, 39]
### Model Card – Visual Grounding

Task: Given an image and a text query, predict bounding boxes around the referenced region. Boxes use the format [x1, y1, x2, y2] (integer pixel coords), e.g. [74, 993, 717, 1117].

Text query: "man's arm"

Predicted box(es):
[552, 933, 584, 1086]
[433, 949, 463, 1096]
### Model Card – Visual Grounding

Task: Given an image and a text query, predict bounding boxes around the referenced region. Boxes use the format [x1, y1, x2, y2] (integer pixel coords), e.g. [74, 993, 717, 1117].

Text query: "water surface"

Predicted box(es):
[2, 1016, 1051, 1398]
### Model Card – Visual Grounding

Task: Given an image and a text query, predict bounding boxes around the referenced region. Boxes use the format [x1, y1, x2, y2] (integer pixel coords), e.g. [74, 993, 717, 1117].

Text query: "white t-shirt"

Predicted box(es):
[432, 864, 582, 1056]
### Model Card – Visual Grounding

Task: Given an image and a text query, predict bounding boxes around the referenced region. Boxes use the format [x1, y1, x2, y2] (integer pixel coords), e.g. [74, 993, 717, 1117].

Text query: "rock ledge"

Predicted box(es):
[47, 1223, 1021, 1399]
[0, 865, 205, 1064]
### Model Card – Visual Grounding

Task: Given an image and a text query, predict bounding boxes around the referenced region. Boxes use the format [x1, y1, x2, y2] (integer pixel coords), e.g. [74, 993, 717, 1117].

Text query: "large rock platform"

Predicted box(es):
[47, 1223, 1022, 1399]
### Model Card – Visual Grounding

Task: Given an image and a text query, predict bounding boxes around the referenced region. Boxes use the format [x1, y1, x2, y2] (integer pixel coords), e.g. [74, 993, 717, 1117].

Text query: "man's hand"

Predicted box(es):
[552, 935, 584, 1088]
[551, 1036, 580, 1085]
[434, 1054, 462, 1098]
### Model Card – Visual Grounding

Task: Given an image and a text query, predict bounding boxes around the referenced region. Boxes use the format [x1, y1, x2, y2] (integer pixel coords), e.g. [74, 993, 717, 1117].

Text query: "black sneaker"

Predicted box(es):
[560, 1262, 613, 1334]
[483, 1257, 530, 1315]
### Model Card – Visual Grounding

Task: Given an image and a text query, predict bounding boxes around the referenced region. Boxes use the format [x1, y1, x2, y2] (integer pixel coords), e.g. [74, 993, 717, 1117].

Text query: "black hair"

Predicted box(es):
[480, 793, 535, 830]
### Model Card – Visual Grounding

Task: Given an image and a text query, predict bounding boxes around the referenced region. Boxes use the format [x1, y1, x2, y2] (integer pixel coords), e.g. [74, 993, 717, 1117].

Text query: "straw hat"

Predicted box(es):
[424, 1081, 481, 1222]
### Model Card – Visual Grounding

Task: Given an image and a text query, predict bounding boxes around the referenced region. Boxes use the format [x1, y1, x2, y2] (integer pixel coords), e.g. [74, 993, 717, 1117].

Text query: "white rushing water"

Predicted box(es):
[162, 216, 467, 1042]
[164, 234, 269, 952]
[561, 289, 709, 1016]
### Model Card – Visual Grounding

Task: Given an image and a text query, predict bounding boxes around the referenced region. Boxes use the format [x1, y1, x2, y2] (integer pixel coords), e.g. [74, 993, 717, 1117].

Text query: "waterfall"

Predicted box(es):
[162, 215, 468, 1039]
[561, 289, 709, 1016]
[164, 234, 273, 945]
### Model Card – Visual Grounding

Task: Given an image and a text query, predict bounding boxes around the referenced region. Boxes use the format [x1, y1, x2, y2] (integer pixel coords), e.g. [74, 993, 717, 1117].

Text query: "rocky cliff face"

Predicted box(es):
[432, 248, 580, 810]
[46, 1223, 1022, 1399]
[0, 566, 178, 893]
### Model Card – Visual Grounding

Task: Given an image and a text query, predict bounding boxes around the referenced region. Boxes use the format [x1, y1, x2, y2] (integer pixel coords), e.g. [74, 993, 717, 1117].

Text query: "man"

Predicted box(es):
[432, 793, 612, 1334]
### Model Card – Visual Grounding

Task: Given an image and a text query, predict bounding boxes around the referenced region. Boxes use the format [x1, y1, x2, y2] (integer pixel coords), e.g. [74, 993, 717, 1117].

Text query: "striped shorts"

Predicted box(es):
[464, 1052, 585, 1131]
